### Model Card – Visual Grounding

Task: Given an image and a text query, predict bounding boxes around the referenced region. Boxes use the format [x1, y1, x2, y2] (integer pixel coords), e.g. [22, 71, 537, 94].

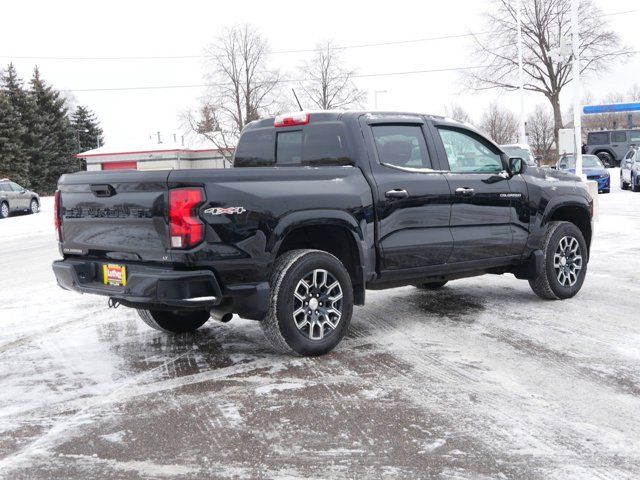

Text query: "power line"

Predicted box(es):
[3, 9, 636, 62]
[60, 65, 488, 93]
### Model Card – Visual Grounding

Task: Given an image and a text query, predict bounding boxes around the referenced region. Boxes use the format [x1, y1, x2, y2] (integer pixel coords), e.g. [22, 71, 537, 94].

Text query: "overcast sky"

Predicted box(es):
[1, 0, 638, 146]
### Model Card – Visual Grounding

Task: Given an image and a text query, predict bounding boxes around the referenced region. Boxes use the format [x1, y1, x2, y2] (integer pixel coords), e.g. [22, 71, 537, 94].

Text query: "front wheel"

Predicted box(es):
[30, 199, 39, 214]
[621, 175, 629, 190]
[261, 249, 353, 356]
[529, 221, 588, 300]
[137, 309, 210, 333]
[633, 175, 640, 192]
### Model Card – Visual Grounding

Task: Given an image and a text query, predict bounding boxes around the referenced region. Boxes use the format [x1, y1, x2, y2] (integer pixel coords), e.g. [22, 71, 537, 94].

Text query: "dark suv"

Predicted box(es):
[585, 129, 640, 167]
[0, 179, 40, 219]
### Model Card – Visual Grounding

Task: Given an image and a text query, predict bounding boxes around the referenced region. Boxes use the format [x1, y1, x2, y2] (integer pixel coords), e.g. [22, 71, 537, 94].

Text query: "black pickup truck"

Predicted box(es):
[53, 111, 593, 356]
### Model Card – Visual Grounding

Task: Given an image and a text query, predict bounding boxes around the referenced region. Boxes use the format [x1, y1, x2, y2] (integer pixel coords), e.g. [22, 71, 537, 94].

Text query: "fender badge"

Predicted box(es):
[203, 206, 246, 216]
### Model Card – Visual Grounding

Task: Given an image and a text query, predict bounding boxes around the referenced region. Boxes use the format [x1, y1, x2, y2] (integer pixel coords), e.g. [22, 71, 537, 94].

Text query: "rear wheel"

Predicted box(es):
[0, 202, 8, 219]
[416, 281, 448, 290]
[260, 249, 353, 356]
[529, 221, 588, 300]
[596, 152, 613, 168]
[137, 309, 210, 333]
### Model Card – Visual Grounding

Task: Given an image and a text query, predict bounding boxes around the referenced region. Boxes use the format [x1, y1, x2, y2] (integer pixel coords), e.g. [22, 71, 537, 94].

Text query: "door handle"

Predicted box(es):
[385, 189, 409, 199]
[455, 187, 475, 197]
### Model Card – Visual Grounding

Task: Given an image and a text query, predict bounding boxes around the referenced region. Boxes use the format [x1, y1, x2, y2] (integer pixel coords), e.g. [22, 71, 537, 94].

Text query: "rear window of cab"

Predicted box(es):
[233, 123, 351, 167]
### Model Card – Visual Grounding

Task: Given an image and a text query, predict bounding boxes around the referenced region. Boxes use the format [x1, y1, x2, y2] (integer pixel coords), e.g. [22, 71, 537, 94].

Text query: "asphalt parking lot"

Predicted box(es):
[1, 169, 639, 480]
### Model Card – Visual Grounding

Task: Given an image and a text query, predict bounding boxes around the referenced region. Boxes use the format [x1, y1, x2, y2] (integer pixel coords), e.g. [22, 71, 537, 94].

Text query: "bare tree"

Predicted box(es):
[527, 104, 555, 162]
[186, 25, 280, 159]
[297, 41, 365, 110]
[466, 0, 631, 147]
[479, 102, 518, 144]
[444, 103, 473, 124]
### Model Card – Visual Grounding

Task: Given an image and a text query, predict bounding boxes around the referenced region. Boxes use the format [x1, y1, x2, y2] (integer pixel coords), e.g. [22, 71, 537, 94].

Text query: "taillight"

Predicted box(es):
[169, 188, 205, 249]
[274, 112, 310, 127]
[54, 190, 61, 241]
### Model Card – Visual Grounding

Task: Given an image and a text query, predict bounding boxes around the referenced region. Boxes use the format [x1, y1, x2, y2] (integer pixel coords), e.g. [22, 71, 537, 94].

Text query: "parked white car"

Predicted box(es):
[620, 146, 640, 192]
[500, 144, 537, 166]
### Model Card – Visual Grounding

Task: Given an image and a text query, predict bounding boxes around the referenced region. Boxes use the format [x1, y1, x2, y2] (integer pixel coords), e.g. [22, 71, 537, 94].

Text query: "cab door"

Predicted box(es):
[429, 124, 515, 263]
[361, 116, 452, 274]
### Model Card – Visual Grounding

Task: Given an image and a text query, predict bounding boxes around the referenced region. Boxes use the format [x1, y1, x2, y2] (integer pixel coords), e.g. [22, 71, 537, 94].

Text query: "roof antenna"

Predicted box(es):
[291, 88, 304, 111]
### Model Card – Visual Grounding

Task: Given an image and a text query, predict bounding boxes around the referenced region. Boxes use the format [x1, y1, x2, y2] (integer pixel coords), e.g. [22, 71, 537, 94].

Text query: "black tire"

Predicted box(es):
[529, 221, 588, 300]
[633, 175, 640, 192]
[260, 249, 353, 356]
[596, 152, 613, 168]
[601, 189, 610, 194]
[621, 175, 629, 190]
[416, 281, 448, 290]
[0, 202, 8, 219]
[136, 309, 210, 333]
[29, 198, 39, 214]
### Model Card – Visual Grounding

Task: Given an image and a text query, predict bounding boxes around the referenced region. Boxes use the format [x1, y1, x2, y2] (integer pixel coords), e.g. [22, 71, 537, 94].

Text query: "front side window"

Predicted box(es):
[629, 131, 640, 142]
[611, 131, 627, 143]
[587, 132, 609, 145]
[9, 182, 24, 192]
[438, 128, 503, 173]
[371, 125, 432, 170]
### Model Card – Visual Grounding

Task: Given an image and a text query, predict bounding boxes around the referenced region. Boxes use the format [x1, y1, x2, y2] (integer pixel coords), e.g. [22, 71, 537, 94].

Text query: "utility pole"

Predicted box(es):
[571, 0, 583, 177]
[374, 90, 387, 109]
[516, 0, 526, 145]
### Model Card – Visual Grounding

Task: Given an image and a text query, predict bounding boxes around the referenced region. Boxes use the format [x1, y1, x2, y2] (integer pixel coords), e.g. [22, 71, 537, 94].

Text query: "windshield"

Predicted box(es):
[558, 155, 603, 169]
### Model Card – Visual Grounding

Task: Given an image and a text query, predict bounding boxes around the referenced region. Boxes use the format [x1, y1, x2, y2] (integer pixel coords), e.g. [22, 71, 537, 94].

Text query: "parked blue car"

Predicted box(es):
[556, 154, 610, 193]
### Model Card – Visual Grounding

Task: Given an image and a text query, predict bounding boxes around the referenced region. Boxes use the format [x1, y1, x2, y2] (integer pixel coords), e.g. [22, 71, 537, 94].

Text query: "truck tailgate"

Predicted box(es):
[58, 170, 171, 262]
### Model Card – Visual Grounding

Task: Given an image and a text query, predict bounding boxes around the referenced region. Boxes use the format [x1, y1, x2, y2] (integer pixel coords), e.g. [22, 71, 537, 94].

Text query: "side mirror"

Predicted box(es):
[508, 157, 526, 176]
[550, 165, 557, 170]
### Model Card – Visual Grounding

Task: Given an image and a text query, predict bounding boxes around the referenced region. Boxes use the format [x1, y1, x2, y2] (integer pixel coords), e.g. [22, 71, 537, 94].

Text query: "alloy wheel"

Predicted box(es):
[292, 269, 343, 341]
[1, 203, 8, 218]
[553, 236, 583, 287]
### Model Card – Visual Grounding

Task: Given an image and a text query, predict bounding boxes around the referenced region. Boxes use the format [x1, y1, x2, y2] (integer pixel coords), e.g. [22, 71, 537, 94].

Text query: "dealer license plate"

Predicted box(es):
[103, 264, 127, 287]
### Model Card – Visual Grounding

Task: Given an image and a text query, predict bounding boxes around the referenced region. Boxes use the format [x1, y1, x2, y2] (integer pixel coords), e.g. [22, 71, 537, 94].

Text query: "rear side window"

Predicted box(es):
[276, 123, 351, 166]
[587, 132, 609, 145]
[235, 123, 351, 167]
[0, 183, 10, 192]
[371, 125, 432, 169]
[233, 129, 276, 167]
[611, 131, 627, 143]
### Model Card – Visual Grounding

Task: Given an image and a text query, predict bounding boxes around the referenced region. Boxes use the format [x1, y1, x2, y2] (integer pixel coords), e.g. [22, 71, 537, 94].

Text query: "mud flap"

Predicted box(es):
[511, 250, 544, 280]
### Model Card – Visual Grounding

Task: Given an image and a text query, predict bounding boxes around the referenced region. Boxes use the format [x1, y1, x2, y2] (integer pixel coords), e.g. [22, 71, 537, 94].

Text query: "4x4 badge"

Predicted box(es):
[204, 206, 246, 216]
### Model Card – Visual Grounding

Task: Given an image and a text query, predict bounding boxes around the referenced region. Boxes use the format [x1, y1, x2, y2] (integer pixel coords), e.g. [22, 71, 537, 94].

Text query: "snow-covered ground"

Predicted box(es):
[1, 171, 640, 479]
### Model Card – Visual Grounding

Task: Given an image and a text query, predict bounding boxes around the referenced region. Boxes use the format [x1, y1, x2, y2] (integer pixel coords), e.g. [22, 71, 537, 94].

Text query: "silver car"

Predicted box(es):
[0, 179, 40, 218]
[620, 146, 640, 192]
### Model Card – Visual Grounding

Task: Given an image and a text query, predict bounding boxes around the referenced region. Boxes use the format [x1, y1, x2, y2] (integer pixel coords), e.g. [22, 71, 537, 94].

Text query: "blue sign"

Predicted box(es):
[583, 103, 640, 114]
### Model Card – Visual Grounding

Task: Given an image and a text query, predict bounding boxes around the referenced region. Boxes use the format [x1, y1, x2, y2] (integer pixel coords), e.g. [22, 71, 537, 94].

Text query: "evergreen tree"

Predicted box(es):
[71, 105, 104, 153]
[29, 67, 77, 192]
[1, 63, 34, 186]
[0, 92, 29, 184]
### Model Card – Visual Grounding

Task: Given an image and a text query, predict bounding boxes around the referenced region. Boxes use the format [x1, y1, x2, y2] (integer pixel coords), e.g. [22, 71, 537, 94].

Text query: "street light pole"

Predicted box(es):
[571, 0, 583, 177]
[516, 0, 527, 144]
[374, 90, 387, 109]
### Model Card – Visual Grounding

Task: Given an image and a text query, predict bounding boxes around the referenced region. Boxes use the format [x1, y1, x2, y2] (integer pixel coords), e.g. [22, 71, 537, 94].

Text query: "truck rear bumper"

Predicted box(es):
[53, 258, 225, 309]
[52, 258, 270, 319]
